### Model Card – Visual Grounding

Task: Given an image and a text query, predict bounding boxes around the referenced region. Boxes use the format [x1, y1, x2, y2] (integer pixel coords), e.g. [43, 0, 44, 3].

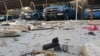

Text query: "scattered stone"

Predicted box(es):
[45, 52, 56, 56]
[70, 45, 74, 47]
[63, 28, 74, 30]
[64, 42, 69, 43]
[21, 52, 32, 56]
[34, 34, 37, 35]
[14, 38, 19, 41]
[34, 36, 36, 38]
[21, 51, 56, 56]
[9, 50, 13, 52]
[88, 32, 96, 35]
[71, 53, 76, 55]
[84, 33, 87, 35]
[93, 38, 96, 39]
[1, 41, 7, 46]
[32, 37, 35, 39]
[65, 39, 70, 40]
[61, 44, 68, 52]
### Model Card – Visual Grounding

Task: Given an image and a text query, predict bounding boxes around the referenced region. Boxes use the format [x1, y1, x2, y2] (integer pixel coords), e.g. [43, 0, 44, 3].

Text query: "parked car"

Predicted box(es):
[0, 15, 16, 22]
[43, 3, 75, 20]
[13, 15, 19, 19]
[24, 6, 43, 20]
[0, 15, 6, 22]
[84, 7, 100, 19]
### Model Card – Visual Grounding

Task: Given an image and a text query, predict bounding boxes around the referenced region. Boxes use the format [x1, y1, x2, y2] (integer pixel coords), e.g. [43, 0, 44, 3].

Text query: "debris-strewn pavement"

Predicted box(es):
[0, 20, 100, 56]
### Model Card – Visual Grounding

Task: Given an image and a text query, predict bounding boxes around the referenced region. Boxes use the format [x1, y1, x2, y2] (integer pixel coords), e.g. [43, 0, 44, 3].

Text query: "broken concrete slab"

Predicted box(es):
[21, 51, 56, 56]
[0, 29, 21, 37]
[81, 41, 100, 56]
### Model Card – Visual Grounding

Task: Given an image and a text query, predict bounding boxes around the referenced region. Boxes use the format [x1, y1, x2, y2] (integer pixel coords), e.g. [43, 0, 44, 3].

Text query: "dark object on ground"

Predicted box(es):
[14, 38, 19, 41]
[63, 28, 75, 30]
[43, 42, 60, 50]
[21, 52, 33, 56]
[1, 24, 10, 26]
[54, 44, 61, 51]
[52, 37, 59, 43]
[43, 38, 61, 51]
[88, 32, 96, 35]
[61, 44, 68, 52]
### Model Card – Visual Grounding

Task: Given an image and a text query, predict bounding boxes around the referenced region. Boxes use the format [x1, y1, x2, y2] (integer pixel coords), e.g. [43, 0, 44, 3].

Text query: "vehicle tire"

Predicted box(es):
[34, 14, 38, 20]
[64, 13, 69, 20]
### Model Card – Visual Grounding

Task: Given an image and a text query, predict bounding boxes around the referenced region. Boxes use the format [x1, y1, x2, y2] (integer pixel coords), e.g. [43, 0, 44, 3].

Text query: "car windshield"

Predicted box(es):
[48, 4, 66, 10]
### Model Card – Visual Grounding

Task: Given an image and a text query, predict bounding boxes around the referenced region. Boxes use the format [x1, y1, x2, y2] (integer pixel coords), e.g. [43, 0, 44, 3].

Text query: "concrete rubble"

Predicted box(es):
[81, 40, 100, 56]
[0, 20, 100, 56]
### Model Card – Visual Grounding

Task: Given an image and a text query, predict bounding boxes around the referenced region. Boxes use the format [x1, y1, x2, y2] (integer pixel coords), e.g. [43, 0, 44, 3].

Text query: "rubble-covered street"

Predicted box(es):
[0, 20, 100, 56]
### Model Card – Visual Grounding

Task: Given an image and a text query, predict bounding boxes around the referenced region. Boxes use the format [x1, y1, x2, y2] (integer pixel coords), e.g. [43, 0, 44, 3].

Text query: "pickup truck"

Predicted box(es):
[43, 3, 75, 20]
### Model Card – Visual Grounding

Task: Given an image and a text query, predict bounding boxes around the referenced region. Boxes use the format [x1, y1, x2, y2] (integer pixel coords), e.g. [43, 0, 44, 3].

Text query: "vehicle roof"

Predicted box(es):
[44, 4, 67, 9]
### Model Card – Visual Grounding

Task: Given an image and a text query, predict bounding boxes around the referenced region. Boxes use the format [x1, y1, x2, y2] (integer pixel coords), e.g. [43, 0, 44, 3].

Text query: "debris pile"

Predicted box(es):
[21, 51, 56, 56]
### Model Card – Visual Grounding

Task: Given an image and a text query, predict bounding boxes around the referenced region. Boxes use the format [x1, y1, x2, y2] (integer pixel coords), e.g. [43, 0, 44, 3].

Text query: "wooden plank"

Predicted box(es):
[32, 27, 54, 31]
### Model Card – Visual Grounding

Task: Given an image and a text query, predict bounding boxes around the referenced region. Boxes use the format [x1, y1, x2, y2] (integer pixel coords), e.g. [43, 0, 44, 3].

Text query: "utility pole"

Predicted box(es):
[81, 0, 84, 20]
[19, 0, 23, 8]
[3, 0, 8, 23]
[19, 0, 23, 20]
[75, 0, 78, 20]
[30, 1, 36, 11]
[90, 6, 93, 21]
[90, 0, 94, 21]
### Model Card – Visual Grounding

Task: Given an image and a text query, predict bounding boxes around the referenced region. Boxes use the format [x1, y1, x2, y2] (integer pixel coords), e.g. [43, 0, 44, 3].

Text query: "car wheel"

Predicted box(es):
[64, 13, 69, 20]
